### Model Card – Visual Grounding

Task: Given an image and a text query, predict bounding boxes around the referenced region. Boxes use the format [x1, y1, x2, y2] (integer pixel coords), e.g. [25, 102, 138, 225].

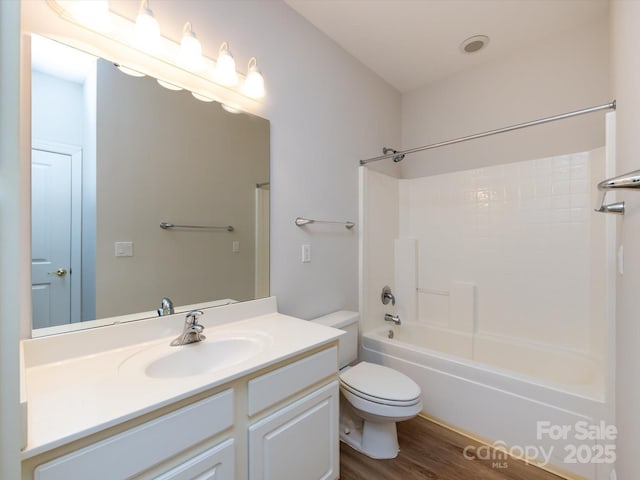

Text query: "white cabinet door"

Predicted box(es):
[248, 381, 339, 480]
[153, 439, 234, 480]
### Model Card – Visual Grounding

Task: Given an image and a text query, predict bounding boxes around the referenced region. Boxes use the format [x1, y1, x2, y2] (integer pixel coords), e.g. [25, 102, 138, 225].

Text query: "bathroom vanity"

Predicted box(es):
[20, 298, 342, 480]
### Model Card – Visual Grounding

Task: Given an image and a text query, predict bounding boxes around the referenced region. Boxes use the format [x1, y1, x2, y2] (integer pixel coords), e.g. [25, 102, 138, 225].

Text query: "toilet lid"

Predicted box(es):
[340, 362, 421, 404]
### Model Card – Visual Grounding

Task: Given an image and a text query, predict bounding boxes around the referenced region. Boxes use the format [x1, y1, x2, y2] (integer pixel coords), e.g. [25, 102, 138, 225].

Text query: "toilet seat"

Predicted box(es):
[339, 362, 421, 407]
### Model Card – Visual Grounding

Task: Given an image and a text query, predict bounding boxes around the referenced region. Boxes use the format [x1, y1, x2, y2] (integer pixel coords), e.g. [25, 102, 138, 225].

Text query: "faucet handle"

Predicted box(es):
[186, 310, 204, 324]
[381, 285, 396, 306]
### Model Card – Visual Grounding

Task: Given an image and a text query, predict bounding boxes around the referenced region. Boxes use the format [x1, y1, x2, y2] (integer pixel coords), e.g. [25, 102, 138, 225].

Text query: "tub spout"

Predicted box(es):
[384, 313, 401, 325]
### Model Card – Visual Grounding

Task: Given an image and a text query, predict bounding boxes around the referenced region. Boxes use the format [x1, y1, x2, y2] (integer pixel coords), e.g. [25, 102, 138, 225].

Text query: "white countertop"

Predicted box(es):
[21, 299, 342, 459]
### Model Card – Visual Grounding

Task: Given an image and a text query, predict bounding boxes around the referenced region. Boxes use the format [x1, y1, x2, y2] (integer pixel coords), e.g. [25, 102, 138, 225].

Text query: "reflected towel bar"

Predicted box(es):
[160, 222, 234, 232]
[295, 217, 355, 230]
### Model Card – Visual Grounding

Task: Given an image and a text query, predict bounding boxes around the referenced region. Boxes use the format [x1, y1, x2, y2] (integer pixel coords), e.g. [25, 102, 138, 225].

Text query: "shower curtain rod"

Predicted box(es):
[359, 100, 616, 165]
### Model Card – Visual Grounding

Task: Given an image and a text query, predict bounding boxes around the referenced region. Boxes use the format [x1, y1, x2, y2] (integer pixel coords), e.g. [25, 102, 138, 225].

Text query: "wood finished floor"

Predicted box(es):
[339, 415, 565, 480]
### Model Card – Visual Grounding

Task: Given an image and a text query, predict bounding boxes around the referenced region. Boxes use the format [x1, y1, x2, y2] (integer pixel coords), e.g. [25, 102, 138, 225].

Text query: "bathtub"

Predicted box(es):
[361, 323, 611, 480]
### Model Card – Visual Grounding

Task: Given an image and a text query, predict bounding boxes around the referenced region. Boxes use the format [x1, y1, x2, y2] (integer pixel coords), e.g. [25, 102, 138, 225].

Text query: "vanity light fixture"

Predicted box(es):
[133, 0, 160, 53]
[214, 42, 238, 86]
[243, 57, 265, 99]
[178, 22, 204, 72]
[48, 1, 266, 110]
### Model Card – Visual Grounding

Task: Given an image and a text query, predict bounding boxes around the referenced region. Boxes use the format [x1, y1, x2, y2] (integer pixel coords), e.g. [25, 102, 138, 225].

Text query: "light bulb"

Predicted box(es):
[178, 22, 203, 72]
[133, 0, 160, 53]
[68, 0, 110, 30]
[214, 42, 238, 87]
[243, 57, 265, 99]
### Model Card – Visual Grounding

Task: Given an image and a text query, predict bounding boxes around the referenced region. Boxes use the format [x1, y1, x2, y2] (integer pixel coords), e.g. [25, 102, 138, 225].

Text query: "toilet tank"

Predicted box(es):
[312, 311, 359, 368]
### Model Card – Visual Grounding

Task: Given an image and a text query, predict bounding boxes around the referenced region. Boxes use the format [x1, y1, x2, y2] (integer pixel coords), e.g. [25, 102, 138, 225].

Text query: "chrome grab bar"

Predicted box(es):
[160, 222, 234, 232]
[295, 217, 355, 230]
[597, 169, 640, 191]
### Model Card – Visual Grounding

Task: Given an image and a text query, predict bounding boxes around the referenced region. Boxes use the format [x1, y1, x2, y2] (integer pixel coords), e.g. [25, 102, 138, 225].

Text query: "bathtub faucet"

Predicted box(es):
[384, 313, 401, 325]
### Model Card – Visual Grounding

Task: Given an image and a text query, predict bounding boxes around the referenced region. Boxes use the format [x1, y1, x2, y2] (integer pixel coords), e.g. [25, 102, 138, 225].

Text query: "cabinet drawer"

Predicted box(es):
[247, 347, 337, 415]
[154, 438, 234, 480]
[34, 389, 234, 480]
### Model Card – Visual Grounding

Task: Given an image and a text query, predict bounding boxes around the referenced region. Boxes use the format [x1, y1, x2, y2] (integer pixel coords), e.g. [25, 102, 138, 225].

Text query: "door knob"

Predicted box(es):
[48, 268, 68, 277]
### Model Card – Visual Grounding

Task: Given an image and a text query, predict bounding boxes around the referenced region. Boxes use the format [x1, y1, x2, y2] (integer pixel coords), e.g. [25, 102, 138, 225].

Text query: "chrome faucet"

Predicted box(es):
[157, 297, 175, 316]
[384, 313, 401, 325]
[170, 310, 206, 346]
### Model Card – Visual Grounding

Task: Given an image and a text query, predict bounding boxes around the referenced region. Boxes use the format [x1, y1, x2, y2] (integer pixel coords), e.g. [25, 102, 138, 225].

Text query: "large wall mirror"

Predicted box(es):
[30, 34, 270, 335]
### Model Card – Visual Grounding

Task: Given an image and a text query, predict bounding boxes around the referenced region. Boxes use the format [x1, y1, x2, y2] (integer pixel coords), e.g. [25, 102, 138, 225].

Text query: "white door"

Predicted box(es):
[31, 144, 82, 328]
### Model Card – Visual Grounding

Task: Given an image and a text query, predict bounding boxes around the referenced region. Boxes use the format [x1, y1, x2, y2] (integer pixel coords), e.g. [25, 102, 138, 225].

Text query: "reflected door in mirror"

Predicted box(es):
[31, 145, 82, 328]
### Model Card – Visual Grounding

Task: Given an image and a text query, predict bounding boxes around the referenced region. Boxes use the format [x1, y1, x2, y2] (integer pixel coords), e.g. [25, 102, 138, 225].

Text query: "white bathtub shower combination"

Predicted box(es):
[370, 323, 602, 398]
[360, 138, 616, 479]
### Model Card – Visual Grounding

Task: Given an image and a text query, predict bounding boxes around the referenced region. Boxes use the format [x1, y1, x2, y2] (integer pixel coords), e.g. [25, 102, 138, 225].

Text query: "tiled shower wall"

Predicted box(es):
[398, 149, 607, 355]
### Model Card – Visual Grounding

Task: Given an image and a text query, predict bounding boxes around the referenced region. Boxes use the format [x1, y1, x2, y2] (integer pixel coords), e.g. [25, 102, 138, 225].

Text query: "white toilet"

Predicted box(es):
[313, 311, 422, 459]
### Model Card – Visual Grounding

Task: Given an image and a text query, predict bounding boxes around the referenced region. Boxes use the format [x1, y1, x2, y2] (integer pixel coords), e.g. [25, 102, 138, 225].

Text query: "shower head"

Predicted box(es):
[383, 147, 405, 163]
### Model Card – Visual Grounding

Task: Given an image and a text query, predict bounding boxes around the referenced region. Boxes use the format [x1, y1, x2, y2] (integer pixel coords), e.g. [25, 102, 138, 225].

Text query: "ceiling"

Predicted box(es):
[284, 0, 609, 93]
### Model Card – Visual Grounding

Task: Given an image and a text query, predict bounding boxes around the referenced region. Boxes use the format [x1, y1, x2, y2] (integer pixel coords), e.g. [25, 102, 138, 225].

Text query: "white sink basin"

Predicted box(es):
[119, 333, 268, 379]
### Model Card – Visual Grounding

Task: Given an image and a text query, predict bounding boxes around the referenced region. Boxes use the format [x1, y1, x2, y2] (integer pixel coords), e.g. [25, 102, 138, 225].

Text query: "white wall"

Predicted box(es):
[400, 17, 609, 178]
[610, 2, 640, 478]
[31, 71, 84, 145]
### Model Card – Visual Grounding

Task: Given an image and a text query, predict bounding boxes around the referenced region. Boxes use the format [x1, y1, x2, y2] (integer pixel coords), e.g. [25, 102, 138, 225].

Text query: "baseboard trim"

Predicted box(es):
[416, 413, 586, 480]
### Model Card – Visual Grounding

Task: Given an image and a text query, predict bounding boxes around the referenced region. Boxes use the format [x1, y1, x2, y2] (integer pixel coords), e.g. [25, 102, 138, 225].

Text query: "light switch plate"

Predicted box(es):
[115, 241, 133, 257]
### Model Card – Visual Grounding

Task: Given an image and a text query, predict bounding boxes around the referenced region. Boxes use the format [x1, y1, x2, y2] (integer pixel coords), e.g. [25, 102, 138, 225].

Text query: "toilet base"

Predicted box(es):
[340, 416, 400, 459]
